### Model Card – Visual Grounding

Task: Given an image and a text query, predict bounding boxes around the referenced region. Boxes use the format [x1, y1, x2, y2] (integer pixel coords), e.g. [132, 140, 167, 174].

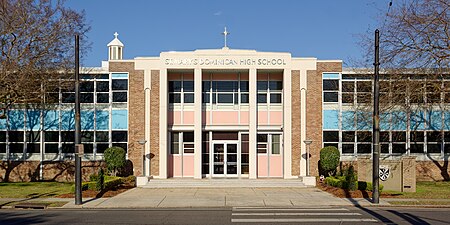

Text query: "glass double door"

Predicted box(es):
[212, 142, 238, 177]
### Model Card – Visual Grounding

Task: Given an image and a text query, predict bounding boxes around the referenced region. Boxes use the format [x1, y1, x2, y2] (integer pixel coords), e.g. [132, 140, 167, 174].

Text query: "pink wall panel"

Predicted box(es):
[171, 155, 182, 177]
[168, 111, 181, 125]
[183, 111, 194, 124]
[257, 155, 268, 177]
[212, 111, 239, 124]
[258, 111, 268, 125]
[240, 111, 249, 124]
[203, 111, 211, 125]
[269, 155, 283, 177]
[269, 111, 283, 125]
[167, 155, 173, 178]
[183, 155, 195, 177]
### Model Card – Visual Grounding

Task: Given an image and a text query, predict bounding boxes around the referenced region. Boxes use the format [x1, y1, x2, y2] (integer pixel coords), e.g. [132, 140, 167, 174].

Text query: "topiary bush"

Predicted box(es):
[320, 146, 340, 176]
[344, 165, 357, 191]
[104, 146, 126, 176]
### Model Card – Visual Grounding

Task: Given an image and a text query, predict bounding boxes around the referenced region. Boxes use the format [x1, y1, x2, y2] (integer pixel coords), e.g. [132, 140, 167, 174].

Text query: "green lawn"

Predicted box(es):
[0, 182, 73, 198]
[384, 181, 450, 199]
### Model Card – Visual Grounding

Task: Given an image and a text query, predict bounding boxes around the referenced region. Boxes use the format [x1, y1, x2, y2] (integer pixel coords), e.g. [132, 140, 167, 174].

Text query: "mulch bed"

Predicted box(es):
[317, 181, 401, 198]
[56, 179, 135, 198]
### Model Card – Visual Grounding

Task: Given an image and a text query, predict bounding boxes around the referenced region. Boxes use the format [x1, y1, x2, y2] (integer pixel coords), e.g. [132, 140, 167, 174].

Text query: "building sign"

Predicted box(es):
[164, 58, 287, 66]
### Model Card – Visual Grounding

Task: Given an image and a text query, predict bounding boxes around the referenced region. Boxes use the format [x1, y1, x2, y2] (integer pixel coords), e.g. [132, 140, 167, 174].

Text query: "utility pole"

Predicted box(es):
[74, 35, 82, 205]
[372, 29, 380, 204]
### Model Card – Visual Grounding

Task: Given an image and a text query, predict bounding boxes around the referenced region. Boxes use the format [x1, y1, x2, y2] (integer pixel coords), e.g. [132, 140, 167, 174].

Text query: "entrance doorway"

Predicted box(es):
[212, 142, 239, 177]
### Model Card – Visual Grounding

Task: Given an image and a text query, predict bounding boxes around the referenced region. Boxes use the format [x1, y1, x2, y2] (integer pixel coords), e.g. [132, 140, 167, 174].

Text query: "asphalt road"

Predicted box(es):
[0, 207, 449, 225]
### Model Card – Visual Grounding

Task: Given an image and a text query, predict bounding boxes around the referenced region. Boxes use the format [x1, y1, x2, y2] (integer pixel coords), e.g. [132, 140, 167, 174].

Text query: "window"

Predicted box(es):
[183, 132, 194, 153]
[257, 134, 268, 153]
[356, 81, 372, 103]
[271, 134, 281, 154]
[241, 134, 249, 174]
[323, 79, 339, 103]
[257, 80, 282, 104]
[112, 79, 128, 103]
[169, 80, 194, 104]
[202, 132, 209, 174]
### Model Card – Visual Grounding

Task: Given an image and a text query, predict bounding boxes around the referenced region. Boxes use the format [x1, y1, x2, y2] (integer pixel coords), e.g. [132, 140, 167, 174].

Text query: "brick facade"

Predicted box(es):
[0, 161, 104, 182]
[150, 70, 160, 177]
[109, 62, 145, 176]
[291, 70, 301, 176]
[307, 62, 342, 176]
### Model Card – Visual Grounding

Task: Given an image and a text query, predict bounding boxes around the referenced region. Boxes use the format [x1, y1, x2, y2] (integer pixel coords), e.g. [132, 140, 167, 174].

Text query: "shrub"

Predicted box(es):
[344, 166, 357, 191]
[96, 169, 105, 191]
[320, 146, 340, 176]
[358, 181, 384, 193]
[71, 176, 124, 193]
[104, 146, 126, 176]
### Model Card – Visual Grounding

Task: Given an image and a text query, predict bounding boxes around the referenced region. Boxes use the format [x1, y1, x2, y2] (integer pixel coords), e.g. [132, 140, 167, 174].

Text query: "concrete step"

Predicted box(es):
[141, 178, 307, 188]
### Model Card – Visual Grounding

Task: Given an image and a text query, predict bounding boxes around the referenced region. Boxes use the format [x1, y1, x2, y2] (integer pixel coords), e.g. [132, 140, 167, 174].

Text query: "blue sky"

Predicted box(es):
[66, 0, 387, 67]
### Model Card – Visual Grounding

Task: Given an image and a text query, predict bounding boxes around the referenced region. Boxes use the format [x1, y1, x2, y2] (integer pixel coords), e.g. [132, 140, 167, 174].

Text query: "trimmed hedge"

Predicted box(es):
[71, 176, 124, 193]
[325, 176, 384, 193]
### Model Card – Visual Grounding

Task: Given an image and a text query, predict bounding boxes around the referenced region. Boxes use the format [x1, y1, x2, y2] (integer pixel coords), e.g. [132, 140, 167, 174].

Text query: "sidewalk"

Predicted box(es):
[60, 187, 392, 208]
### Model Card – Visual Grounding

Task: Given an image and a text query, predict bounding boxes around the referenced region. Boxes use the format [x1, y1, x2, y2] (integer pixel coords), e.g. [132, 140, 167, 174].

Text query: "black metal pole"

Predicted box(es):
[74, 35, 82, 205]
[372, 29, 380, 204]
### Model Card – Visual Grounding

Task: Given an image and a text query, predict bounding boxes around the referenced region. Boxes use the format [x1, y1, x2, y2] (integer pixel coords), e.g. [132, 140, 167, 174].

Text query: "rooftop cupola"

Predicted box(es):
[107, 32, 124, 60]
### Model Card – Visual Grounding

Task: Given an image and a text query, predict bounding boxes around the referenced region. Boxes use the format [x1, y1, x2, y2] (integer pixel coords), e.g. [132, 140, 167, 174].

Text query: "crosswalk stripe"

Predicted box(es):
[231, 218, 378, 223]
[232, 212, 362, 216]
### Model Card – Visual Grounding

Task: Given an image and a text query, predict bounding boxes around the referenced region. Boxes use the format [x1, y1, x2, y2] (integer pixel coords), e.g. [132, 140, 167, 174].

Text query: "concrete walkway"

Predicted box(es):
[61, 187, 391, 208]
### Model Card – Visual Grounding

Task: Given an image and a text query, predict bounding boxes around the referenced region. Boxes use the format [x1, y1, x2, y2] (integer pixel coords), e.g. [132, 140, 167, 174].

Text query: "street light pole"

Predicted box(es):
[372, 29, 381, 204]
[138, 140, 147, 176]
[303, 139, 313, 176]
[74, 35, 82, 205]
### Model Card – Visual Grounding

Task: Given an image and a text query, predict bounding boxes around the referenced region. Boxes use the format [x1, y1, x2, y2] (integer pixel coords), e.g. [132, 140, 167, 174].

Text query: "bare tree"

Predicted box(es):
[352, 0, 450, 131]
[0, 0, 90, 117]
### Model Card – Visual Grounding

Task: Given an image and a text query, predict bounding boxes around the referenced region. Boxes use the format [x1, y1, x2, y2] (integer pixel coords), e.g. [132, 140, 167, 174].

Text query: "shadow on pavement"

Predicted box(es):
[0, 211, 49, 225]
[386, 210, 431, 225]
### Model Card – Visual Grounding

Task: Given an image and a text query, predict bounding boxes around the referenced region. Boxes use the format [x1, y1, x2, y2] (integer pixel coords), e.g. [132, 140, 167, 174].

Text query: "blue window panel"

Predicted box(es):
[81, 110, 95, 130]
[111, 73, 128, 78]
[342, 111, 356, 130]
[323, 110, 339, 130]
[427, 110, 442, 130]
[356, 111, 372, 130]
[444, 112, 450, 130]
[25, 110, 41, 131]
[61, 110, 75, 130]
[380, 113, 390, 131]
[322, 73, 340, 79]
[96, 110, 109, 130]
[391, 111, 407, 130]
[0, 114, 6, 130]
[410, 110, 425, 130]
[8, 110, 24, 130]
[43, 110, 59, 130]
[112, 110, 128, 129]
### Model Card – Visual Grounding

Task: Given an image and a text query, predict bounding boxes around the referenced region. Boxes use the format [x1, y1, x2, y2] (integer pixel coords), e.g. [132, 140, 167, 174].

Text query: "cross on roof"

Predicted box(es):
[222, 27, 230, 48]
[114, 32, 119, 39]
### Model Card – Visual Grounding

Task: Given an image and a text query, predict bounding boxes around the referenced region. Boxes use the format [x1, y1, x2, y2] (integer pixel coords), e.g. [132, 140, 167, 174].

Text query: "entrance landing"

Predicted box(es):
[141, 178, 307, 188]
